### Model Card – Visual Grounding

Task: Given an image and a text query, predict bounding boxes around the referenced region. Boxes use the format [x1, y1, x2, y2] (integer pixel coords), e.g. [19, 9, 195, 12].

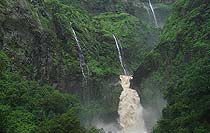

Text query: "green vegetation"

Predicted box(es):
[0, 51, 94, 132]
[4, 0, 204, 132]
[153, 58, 210, 133]
[153, 0, 210, 132]
[133, 0, 210, 132]
[0, 0, 162, 131]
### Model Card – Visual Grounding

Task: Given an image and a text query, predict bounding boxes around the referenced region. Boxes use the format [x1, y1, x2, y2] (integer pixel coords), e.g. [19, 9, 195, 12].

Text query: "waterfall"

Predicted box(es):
[113, 35, 127, 75]
[71, 27, 89, 80]
[113, 36, 147, 132]
[118, 75, 147, 133]
[148, 0, 158, 27]
[95, 35, 146, 132]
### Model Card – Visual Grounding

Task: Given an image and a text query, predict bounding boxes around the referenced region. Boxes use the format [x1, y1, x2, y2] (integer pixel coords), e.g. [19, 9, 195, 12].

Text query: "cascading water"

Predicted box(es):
[118, 75, 147, 133]
[112, 35, 147, 133]
[148, 0, 158, 27]
[113, 35, 127, 75]
[71, 26, 89, 80]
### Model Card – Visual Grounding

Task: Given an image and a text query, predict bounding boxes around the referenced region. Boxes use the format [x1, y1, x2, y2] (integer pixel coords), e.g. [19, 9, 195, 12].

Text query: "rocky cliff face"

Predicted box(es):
[0, 0, 173, 126]
[1, 0, 63, 84]
[0, 0, 160, 85]
[67, 0, 174, 27]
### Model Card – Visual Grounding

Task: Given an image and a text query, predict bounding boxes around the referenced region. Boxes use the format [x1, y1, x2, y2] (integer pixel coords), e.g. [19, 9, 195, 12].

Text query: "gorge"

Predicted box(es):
[0, 0, 210, 133]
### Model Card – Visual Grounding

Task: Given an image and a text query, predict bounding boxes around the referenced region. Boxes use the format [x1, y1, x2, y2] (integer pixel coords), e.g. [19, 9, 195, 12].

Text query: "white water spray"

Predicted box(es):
[113, 35, 127, 75]
[71, 27, 89, 80]
[148, 0, 158, 27]
[118, 75, 147, 133]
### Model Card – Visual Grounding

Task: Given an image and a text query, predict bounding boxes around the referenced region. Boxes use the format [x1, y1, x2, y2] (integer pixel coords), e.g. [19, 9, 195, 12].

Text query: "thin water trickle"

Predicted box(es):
[71, 27, 89, 80]
[148, 0, 158, 27]
[113, 35, 127, 75]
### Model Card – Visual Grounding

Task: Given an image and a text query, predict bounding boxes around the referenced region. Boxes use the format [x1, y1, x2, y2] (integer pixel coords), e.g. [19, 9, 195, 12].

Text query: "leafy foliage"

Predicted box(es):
[0, 51, 90, 132]
[0, 0, 172, 132]
[144, 0, 210, 132]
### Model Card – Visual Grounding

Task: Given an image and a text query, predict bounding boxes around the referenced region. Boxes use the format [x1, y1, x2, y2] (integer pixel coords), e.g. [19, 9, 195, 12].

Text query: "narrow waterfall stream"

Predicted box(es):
[113, 35, 127, 75]
[71, 27, 89, 80]
[148, 0, 158, 27]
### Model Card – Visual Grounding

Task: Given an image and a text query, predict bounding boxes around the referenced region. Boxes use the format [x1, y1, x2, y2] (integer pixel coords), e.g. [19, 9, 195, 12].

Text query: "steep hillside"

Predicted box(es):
[0, 0, 177, 132]
[0, 0, 172, 130]
[0, 50, 95, 132]
[0, 0, 159, 84]
[133, 0, 210, 132]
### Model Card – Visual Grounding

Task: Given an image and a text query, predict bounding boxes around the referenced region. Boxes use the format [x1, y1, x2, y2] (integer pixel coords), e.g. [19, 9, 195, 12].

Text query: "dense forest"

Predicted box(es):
[0, 0, 209, 133]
